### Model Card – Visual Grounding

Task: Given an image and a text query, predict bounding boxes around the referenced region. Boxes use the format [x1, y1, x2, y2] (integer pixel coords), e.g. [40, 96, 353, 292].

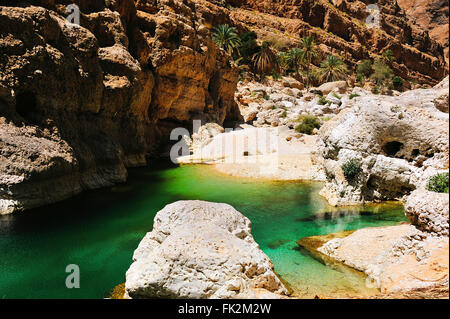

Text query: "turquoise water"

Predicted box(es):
[0, 162, 407, 298]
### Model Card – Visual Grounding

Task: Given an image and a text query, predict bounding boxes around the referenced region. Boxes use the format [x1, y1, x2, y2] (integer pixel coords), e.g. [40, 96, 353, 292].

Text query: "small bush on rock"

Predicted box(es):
[341, 159, 363, 181]
[295, 115, 321, 134]
[426, 172, 449, 193]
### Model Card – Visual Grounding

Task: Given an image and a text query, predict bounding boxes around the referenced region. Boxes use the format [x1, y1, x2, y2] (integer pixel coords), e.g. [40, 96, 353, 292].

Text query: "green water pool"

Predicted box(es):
[0, 162, 407, 298]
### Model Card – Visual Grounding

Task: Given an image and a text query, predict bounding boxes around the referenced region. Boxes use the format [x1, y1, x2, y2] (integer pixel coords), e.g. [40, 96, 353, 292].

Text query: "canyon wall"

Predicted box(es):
[397, 0, 449, 64]
[228, 0, 448, 84]
[0, 0, 240, 214]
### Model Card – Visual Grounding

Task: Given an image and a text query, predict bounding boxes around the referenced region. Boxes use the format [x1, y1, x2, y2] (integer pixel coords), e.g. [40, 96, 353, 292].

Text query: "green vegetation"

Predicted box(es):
[341, 159, 363, 181]
[332, 92, 342, 99]
[349, 93, 360, 99]
[212, 25, 402, 89]
[392, 76, 403, 90]
[371, 60, 393, 86]
[298, 36, 320, 88]
[212, 24, 241, 55]
[356, 59, 373, 78]
[252, 41, 278, 78]
[238, 31, 259, 64]
[318, 96, 330, 105]
[318, 55, 347, 83]
[380, 49, 395, 65]
[295, 115, 321, 134]
[426, 172, 449, 193]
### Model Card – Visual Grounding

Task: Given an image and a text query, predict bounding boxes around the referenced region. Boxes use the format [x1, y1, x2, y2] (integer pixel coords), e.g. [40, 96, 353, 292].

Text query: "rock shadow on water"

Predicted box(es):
[296, 210, 375, 222]
[267, 239, 291, 249]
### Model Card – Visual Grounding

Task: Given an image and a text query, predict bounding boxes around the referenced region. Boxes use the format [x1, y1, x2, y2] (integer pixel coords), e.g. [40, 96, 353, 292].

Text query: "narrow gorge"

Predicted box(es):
[0, 0, 448, 301]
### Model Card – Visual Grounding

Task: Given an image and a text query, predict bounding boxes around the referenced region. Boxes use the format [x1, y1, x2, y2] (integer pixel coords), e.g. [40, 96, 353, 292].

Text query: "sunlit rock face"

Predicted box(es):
[228, 0, 447, 85]
[0, 0, 240, 214]
[125, 200, 288, 299]
[312, 77, 449, 206]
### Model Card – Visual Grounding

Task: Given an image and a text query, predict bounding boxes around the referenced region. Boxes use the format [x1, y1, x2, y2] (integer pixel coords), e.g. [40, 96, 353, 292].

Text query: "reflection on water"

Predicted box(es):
[0, 161, 407, 298]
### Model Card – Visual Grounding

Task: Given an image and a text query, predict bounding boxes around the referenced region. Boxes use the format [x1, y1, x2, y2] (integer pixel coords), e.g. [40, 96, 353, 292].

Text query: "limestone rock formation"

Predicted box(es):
[0, 0, 240, 214]
[312, 77, 449, 206]
[125, 200, 288, 299]
[405, 189, 449, 236]
[317, 224, 449, 294]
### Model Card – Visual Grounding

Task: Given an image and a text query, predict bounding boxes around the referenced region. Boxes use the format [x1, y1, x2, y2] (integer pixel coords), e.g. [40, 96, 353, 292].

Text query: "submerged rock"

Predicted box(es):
[125, 200, 288, 299]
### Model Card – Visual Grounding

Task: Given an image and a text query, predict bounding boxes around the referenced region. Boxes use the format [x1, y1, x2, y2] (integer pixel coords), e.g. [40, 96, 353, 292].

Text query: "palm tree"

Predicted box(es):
[286, 48, 304, 76]
[212, 24, 241, 56]
[277, 51, 290, 74]
[318, 55, 348, 83]
[298, 36, 320, 87]
[251, 41, 278, 78]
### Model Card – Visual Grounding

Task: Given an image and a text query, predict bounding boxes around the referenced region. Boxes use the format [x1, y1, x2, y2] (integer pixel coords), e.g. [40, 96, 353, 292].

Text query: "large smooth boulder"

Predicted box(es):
[125, 200, 288, 299]
[405, 189, 449, 236]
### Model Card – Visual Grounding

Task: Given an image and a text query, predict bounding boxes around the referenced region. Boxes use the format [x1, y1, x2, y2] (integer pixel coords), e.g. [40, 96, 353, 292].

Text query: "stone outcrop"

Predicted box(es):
[0, 0, 241, 214]
[405, 189, 449, 236]
[317, 224, 449, 294]
[125, 200, 288, 299]
[312, 77, 449, 206]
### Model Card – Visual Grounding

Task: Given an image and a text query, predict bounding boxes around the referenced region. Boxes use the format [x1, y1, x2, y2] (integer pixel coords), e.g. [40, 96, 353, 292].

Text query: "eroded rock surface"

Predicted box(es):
[313, 77, 449, 206]
[318, 224, 449, 294]
[0, 0, 240, 214]
[125, 200, 288, 299]
[405, 189, 449, 236]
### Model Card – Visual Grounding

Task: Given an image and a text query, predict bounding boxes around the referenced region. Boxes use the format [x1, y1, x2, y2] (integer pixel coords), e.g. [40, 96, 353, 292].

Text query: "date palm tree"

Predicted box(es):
[298, 36, 320, 87]
[318, 55, 348, 83]
[286, 48, 304, 77]
[212, 24, 241, 56]
[251, 41, 278, 78]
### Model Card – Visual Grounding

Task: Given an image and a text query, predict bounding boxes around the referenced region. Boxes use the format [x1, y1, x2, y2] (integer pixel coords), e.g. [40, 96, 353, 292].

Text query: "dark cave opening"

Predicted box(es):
[382, 141, 403, 157]
[15, 91, 37, 120]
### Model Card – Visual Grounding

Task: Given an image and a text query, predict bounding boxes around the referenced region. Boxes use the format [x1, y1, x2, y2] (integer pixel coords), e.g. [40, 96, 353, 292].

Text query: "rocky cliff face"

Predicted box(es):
[0, 0, 240, 214]
[227, 0, 447, 84]
[397, 0, 449, 64]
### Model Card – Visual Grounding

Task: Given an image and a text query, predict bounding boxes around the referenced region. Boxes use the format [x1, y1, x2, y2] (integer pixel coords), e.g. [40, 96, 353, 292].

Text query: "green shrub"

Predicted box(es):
[392, 76, 403, 90]
[270, 70, 282, 80]
[295, 115, 321, 134]
[280, 110, 287, 118]
[318, 96, 330, 105]
[373, 86, 380, 94]
[356, 59, 373, 77]
[341, 159, 362, 181]
[356, 73, 364, 84]
[332, 92, 342, 99]
[371, 60, 393, 86]
[426, 172, 449, 193]
[349, 93, 360, 99]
